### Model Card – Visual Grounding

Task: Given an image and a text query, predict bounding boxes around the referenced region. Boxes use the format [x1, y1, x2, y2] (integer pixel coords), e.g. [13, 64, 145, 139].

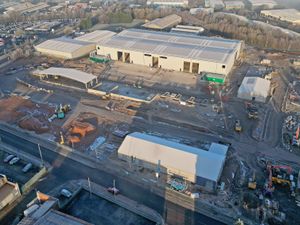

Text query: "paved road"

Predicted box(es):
[0, 129, 226, 225]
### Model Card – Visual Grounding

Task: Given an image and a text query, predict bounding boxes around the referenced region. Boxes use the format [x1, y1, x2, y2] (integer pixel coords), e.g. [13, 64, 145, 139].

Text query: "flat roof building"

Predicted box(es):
[75, 30, 116, 43]
[35, 37, 95, 59]
[33, 209, 93, 225]
[18, 191, 92, 225]
[238, 77, 270, 102]
[246, 0, 277, 9]
[33, 67, 98, 88]
[147, 0, 189, 7]
[96, 29, 242, 76]
[142, 14, 182, 30]
[190, 7, 214, 14]
[261, 9, 300, 25]
[171, 25, 204, 35]
[205, 0, 225, 9]
[118, 132, 228, 190]
[224, 1, 245, 9]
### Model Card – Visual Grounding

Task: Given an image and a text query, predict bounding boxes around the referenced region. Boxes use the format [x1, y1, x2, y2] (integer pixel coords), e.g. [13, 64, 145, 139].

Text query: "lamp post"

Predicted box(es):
[37, 144, 44, 167]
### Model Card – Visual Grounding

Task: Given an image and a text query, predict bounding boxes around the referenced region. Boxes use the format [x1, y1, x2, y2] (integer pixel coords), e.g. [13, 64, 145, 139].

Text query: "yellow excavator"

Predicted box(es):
[235, 120, 242, 132]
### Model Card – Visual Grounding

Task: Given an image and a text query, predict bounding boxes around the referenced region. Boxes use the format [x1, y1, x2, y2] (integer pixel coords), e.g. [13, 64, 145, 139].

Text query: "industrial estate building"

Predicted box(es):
[35, 38, 95, 59]
[35, 28, 242, 76]
[238, 77, 271, 102]
[96, 28, 242, 76]
[261, 9, 300, 25]
[35, 31, 116, 59]
[246, 0, 277, 9]
[205, 0, 225, 9]
[74, 30, 116, 43]
[142, 14, 182, 30]
[33, 67, 99, 88]
[146, 0, 189, 7]
[171, 25, 204, 35]
[224, 1, 245, 9]
[118, 132, 228, 189]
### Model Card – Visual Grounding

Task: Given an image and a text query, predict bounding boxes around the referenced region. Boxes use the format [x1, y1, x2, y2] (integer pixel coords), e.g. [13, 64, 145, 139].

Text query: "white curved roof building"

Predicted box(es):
[118, 132, 228, 189]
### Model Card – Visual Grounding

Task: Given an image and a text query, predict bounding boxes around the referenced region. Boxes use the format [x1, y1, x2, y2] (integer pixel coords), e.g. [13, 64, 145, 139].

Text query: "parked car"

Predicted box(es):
[4, 154, 14, 163]
[9, 157, 20, 165]
[107, 187, 119, 195]
[60, 189, 72, 198]
[22, 163, 32, 173]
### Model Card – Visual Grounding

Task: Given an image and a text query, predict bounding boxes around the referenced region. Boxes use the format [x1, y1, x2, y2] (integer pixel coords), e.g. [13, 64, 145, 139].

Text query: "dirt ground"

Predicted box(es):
[0, 96, 56, 134]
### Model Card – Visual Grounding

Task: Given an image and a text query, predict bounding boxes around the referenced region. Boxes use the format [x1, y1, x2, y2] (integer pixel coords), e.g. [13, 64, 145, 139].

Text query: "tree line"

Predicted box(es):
[179, 11, 300, 52]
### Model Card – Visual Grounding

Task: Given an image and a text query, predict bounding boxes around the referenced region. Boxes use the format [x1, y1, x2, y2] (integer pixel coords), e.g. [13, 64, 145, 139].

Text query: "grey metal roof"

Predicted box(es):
[35, 37, 93, 54]
[34, 67, 97, 84]
[34, 210, 93, 225]
[142, 14, 182, 29]
[118, 132, 227, 182]
[99, 29, 241, 64]
[75, 30, 116, 43]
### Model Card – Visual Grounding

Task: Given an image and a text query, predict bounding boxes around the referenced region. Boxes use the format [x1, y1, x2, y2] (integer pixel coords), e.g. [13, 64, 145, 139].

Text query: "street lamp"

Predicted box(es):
[37, 144, 44, 167]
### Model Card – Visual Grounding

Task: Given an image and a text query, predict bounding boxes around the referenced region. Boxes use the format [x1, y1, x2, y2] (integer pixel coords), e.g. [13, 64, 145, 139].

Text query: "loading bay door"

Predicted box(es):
[192, 63, 199, 73]
[183, 61, 191, 73]
[124, 52, 130, 63]
[152, 57, 159, 68]
[117, 51, 123, 61]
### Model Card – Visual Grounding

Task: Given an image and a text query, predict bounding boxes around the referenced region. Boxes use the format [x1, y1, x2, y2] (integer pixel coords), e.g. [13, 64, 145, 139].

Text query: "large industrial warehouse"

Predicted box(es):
[35, 30, 115, 59]
[118, 132, 228, 190]
[35, 37, 95, 59]
[96, 29, 242, 75]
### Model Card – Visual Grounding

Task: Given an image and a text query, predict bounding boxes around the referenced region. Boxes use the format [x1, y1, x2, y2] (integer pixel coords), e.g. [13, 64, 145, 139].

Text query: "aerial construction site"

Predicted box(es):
[0, 12, 300, 225]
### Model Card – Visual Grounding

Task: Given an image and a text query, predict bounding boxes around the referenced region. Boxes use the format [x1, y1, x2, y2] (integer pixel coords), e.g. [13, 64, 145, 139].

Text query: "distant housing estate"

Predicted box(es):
[4, 2, 49, 15]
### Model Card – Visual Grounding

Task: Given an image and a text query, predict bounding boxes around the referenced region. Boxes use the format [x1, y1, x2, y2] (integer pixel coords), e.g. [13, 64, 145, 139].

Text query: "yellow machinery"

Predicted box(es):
[272, 177, 291, 186]
[235, 120, 242, 132]
[60, 132, 64, 145]
[248, 172, 257, 190]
